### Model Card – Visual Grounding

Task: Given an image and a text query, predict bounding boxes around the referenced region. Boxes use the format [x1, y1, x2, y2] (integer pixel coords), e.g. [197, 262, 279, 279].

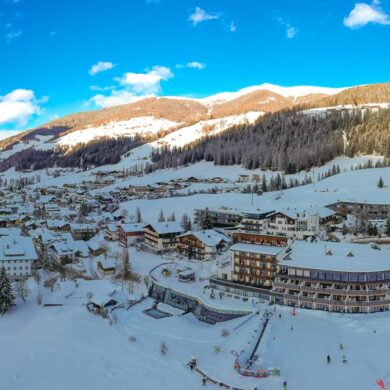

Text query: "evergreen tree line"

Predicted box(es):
[149, 108, 390, 173]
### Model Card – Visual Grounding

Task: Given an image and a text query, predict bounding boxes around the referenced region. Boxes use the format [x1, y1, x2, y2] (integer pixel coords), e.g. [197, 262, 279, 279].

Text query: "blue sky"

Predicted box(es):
[1, 0, 390, 131]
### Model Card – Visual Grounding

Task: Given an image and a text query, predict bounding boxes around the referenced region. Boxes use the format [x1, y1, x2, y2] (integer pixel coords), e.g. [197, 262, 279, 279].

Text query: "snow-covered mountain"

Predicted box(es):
[199, 83, 345, 105]
[1, 82, 390, 172]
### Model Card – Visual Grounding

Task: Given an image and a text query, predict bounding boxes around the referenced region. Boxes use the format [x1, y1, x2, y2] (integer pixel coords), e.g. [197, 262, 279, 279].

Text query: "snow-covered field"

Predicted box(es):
[3, 265, 390, 390]
[37, 117, 179, 150]
[118, 164, 390, 223]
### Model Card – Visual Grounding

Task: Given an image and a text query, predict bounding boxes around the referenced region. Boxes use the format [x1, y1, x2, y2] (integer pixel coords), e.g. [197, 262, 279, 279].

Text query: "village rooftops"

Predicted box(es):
[280, 240, 390, 273]
[230, 242, 285, 256]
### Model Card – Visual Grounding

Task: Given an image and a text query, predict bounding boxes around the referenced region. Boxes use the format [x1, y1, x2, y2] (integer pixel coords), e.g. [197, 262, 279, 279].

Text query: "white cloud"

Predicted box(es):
[118, 65, 173, 95]
[5, 29, 22, 43]
[0, 89, 42, 126]
[89, 85, 116, 92]
[89, 61, 115, 76]
[90, 91, 150, 108]
[344, 1, 390, 28]
[177, 61, 206, 70]
[277, 18, 297, 39]
[90, 65, 173, 108]
[286, 26, 297, 38]
[188, 7, 219, 26]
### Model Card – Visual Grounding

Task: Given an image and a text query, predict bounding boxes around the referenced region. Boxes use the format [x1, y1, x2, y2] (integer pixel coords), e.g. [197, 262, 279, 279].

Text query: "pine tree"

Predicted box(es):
[378, 177, 384, 188]
[158, 209, 165, 222]
[261, 174, 267, 192]
[135, 207, 142, 223]
[0, 268, 15, 314]
[202, 208, 213, 229]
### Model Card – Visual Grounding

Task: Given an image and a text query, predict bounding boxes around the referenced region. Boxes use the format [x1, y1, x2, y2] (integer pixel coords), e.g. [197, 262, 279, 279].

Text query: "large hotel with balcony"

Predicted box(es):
[274, 241, 390, 313]
[211, 233, 390, 314]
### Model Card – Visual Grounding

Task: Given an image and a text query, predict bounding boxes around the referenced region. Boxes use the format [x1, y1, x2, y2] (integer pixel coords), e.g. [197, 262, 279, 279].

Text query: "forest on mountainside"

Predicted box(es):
[0, 136, 143, 172]
[150, 108, 390, 173]
[304, 83, 390, 109]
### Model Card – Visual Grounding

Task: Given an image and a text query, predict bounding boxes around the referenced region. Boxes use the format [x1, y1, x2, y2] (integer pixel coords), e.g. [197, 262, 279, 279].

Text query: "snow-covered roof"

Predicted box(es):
[0, 227, 22, 238]
[97, 258, 116, 270]
[70, 223, 98, 231]
[0, 236, 38, 262]
[147, 222, 184, 235]
[280, 241, 390, 273]
[178, 229, 231, 247]
[119, 223, 145, 233]
[230, 242, 284, 256]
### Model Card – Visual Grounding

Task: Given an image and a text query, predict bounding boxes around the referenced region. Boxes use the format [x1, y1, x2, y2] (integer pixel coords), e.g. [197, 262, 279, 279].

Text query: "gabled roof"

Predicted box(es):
[119, 223, 145, 233]
[178, 229, 231, 247]
[146, 222, 184, 235]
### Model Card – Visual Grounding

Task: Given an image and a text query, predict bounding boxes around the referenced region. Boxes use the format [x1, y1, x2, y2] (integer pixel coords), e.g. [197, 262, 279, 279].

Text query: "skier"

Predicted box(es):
[279, 313, 282, 319]
[289, 325, 294, 331]
[283, 381, 288, 390]
[339, 343, 344, 350]
[327, 355, 331, 364]
[342, 355, 348, 364]
[202, 377, 207, 386]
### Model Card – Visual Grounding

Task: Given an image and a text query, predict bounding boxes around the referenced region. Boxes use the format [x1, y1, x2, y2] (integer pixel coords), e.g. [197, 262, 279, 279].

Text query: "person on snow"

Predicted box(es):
[289, 325, 294, 331]
[342, 355, 348, 364]
[283, 381, 288, 390]
[339, 343, 344, 350]
[279, 313, 282, 319]
[202, 377, 207, 386]
[327, 355, 331, 364]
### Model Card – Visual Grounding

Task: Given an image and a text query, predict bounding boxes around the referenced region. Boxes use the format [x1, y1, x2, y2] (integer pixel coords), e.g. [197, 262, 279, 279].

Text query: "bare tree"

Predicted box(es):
[15, 279, 30, 303]
[44, 276, 58, 293]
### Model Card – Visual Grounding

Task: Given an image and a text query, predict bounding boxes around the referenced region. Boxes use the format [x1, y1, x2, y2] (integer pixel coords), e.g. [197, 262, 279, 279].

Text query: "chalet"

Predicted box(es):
[194, 208, 242, 228]
[97, 258, 116, 277]
[143, 222, 184, 253]
[240, 210, 274, 233]
[70, 223, 98, 240]
[238, 174, 250, 182]
[49, 241, 76, 265]
[0, 236, 38, 279]
[177, 229, 232, 260]
[87, 241, 107, 257]
[104, 224, 119, 241]
[46, 220, 71, 232]
[118, 223, 145, 247]
[267, 209, 320, 239]
[325, 200, 390, 220]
